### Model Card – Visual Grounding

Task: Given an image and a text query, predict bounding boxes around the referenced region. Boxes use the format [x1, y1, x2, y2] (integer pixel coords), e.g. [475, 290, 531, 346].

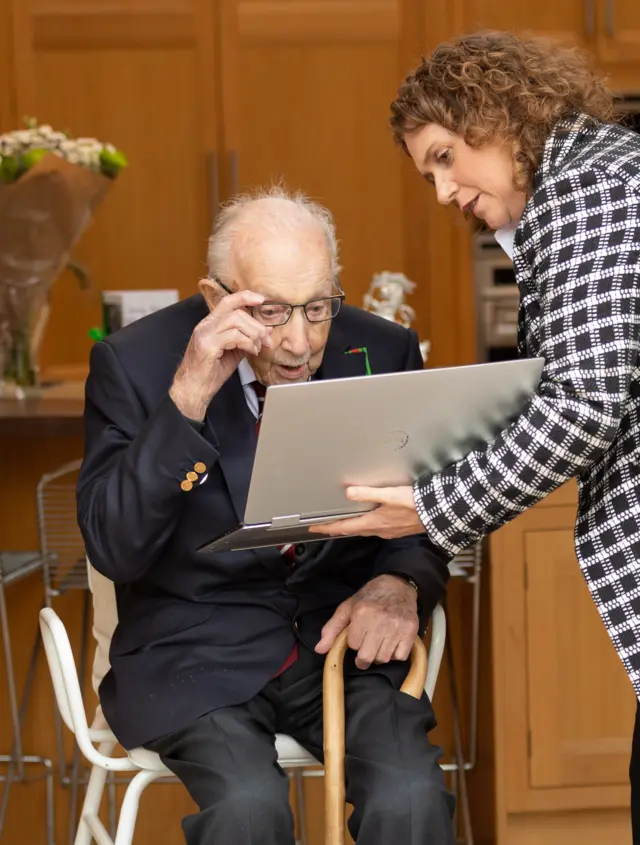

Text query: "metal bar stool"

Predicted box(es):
[0, 551, 55, 845]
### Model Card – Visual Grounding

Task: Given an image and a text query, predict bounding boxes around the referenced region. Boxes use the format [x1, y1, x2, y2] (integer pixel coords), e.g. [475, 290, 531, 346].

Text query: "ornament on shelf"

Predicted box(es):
[362, 271, 430, 362]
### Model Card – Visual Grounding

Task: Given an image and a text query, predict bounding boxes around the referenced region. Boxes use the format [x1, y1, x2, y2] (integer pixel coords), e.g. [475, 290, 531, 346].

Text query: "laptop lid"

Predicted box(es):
[242, 357, 544, 527]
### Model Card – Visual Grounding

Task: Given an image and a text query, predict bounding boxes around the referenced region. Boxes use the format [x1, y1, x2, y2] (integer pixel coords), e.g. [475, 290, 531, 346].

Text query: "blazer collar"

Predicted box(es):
[535, 111, 594, 192]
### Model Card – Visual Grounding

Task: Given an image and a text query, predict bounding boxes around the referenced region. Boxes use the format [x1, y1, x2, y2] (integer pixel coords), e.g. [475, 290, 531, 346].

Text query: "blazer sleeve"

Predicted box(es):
[413, 168, 640, 556]
[77, 340, 220, 584]
[372, 327, 451, 617]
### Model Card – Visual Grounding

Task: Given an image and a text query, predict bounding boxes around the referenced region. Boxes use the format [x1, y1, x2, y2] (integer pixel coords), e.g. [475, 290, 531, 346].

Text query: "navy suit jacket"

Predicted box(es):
[77, 296, 450, 749]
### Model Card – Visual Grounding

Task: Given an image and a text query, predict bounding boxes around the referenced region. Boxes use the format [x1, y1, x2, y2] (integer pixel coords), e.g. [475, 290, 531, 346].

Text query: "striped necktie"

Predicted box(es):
[252, 380, 267, 433]
[251, 381, 295, 563]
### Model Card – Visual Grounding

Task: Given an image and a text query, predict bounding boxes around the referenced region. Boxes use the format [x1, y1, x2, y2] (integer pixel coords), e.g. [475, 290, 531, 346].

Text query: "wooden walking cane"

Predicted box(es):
[322, 630, 428, 845]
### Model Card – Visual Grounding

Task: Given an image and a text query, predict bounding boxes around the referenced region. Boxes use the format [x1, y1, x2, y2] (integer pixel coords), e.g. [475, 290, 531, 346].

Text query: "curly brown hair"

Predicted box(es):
[390, 30, 615, 190]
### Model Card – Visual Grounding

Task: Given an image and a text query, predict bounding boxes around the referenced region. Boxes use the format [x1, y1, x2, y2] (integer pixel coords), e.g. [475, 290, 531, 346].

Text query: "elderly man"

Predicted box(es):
[77, 187, 454, 845]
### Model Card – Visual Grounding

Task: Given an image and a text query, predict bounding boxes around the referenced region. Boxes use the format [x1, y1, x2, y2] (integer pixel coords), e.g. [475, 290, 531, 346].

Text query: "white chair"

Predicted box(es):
[39, 603, 446, 845]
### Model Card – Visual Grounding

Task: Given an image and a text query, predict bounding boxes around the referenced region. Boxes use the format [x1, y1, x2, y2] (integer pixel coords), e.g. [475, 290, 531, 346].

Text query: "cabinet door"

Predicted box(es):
[9, 0, 223, 373]
[216, 0, 410, 311]
[461, 0, 592, 47]
[491, 489, 635, 815]
[596, 0, 640, 63]
[524, 520, 636, 789]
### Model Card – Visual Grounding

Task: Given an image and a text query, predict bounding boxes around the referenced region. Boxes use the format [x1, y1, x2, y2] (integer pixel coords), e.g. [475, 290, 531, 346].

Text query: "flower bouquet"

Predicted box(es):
[0, 119, 127, 395]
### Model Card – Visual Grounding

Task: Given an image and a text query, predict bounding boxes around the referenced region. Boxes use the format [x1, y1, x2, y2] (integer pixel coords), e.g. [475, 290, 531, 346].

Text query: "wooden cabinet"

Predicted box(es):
[460, 0, 640, 83]
[487, 482, 637, 845]
[462, 0, 590, 48]
[596, 0, 640, 64]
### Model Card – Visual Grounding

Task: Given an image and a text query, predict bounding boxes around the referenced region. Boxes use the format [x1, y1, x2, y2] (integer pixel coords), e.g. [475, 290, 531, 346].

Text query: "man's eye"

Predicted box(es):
[260, 305, 286, 317]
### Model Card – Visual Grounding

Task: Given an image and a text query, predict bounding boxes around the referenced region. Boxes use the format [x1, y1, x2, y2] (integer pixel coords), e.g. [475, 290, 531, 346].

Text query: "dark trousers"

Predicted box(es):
[147, 642, 455, 845]
[632, 699, 640, 843]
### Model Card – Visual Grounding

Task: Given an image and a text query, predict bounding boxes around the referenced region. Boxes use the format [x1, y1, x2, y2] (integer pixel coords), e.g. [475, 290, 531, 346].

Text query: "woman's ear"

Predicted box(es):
[198, 277, 221, 312]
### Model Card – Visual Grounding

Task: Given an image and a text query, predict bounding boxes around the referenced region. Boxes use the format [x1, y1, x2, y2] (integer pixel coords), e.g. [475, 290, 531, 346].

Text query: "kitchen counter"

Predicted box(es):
[0, 381, 85, 437]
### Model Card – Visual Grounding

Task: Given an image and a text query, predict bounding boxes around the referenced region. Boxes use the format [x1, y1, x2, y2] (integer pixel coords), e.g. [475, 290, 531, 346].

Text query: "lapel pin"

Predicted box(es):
[343, 346, 371, 376]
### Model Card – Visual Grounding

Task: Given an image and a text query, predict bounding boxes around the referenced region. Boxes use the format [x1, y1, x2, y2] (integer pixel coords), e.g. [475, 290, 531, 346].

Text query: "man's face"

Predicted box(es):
[207, 226, 336, 386]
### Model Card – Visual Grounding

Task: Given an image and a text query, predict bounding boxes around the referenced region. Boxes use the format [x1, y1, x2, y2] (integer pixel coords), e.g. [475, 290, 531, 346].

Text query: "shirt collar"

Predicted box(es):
[494, 225, 517, 259]
[237, 357, 257, 386]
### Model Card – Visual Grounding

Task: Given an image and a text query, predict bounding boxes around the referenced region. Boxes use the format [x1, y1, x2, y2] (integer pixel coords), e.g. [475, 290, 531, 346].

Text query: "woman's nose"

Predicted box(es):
[434, 175, 457, 206]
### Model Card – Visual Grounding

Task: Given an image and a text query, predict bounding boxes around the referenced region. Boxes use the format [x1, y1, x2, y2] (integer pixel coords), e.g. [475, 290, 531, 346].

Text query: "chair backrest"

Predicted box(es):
[39, 607, 135, 771]
[37, 459, 87, 596]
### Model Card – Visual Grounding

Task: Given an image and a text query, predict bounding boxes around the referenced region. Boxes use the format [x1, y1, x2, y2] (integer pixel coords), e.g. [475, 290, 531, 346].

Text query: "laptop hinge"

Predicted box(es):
[269, 514, 301, 529]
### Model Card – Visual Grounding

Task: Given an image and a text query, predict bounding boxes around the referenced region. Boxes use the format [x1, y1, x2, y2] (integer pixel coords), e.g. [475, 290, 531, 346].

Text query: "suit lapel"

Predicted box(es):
[316, 323, 370, 381]
[204, 374, 257, 522]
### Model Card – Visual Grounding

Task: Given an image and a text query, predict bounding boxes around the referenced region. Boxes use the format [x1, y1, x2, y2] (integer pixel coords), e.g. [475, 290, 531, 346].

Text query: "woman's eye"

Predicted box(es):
[436, 148, 451, 164]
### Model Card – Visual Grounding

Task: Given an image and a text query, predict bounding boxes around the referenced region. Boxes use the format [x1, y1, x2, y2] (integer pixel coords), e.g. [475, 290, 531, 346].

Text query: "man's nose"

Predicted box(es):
[280, 308, 311, 356]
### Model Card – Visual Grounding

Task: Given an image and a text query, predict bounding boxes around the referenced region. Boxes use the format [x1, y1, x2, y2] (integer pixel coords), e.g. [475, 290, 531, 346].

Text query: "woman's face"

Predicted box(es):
[404, 124, 528, 231]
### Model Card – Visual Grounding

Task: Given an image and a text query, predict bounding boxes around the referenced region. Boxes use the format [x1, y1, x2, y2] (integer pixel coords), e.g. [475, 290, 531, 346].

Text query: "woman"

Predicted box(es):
[310, 29, 640, 835]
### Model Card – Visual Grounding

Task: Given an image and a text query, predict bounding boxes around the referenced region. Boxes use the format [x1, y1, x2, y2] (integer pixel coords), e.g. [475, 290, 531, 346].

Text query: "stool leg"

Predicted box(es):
[44, 756, 56, 845]
[445, 627, 474, 845]
[0, 622, 53, 843]
[0, 577, 25, 780]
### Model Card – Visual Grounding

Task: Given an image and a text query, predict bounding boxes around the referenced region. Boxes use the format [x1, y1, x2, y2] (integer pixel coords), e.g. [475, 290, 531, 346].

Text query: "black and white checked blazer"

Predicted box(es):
[414, 112, 640, 693]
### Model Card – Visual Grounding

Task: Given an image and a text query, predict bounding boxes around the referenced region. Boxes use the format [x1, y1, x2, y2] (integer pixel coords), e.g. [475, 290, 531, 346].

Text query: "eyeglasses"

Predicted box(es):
[213, 277, 345, 327]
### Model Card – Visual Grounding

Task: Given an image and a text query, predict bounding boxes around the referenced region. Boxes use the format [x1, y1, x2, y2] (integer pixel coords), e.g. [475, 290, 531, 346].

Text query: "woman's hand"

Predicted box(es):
[308, 485, 424, 540]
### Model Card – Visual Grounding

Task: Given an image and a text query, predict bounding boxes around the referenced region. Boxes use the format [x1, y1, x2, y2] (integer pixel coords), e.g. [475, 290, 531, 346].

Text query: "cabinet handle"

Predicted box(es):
[207, 150, 220, 224]
[605, 0, 615, 36]
[229, 150, 239, 197]
[584, 0, 595, 36]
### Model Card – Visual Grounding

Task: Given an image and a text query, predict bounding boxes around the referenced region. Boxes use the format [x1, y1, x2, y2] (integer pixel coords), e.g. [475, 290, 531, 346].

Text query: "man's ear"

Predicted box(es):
[198, 278, 221, 312]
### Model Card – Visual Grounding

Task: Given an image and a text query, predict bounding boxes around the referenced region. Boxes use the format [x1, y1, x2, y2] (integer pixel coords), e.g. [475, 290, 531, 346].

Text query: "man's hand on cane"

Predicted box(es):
[315, 574, 419, 669]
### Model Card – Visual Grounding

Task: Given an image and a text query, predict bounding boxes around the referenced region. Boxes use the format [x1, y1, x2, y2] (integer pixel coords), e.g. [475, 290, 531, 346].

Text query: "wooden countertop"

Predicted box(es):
[0, 380, 85, 437]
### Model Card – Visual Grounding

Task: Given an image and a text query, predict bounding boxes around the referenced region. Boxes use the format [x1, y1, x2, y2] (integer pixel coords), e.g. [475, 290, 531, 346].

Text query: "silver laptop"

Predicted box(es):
[198, 357, 544, 553]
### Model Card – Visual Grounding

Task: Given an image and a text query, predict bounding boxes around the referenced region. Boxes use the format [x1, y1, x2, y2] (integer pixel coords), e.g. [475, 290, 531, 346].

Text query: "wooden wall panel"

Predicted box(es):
[231, 0, 417, 335]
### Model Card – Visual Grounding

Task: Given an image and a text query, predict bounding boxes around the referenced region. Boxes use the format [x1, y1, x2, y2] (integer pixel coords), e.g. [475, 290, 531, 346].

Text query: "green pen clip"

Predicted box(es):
[344, 346, 371, 376]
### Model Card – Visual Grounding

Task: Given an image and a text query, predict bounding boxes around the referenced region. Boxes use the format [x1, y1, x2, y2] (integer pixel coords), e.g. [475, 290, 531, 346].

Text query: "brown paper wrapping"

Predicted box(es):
[0, 153, 111, 388]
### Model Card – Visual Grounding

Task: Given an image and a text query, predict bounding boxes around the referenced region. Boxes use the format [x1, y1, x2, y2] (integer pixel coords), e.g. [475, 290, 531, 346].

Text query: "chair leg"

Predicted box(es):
[114, 770, 167, 845]
[107, 771, 117, 839]
[69, 591, 92, 845]
[74, 743, 116, 845]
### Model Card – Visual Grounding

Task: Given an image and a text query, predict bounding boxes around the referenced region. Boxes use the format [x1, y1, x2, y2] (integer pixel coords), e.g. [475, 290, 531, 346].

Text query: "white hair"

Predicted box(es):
[207, 185, 341, 281]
